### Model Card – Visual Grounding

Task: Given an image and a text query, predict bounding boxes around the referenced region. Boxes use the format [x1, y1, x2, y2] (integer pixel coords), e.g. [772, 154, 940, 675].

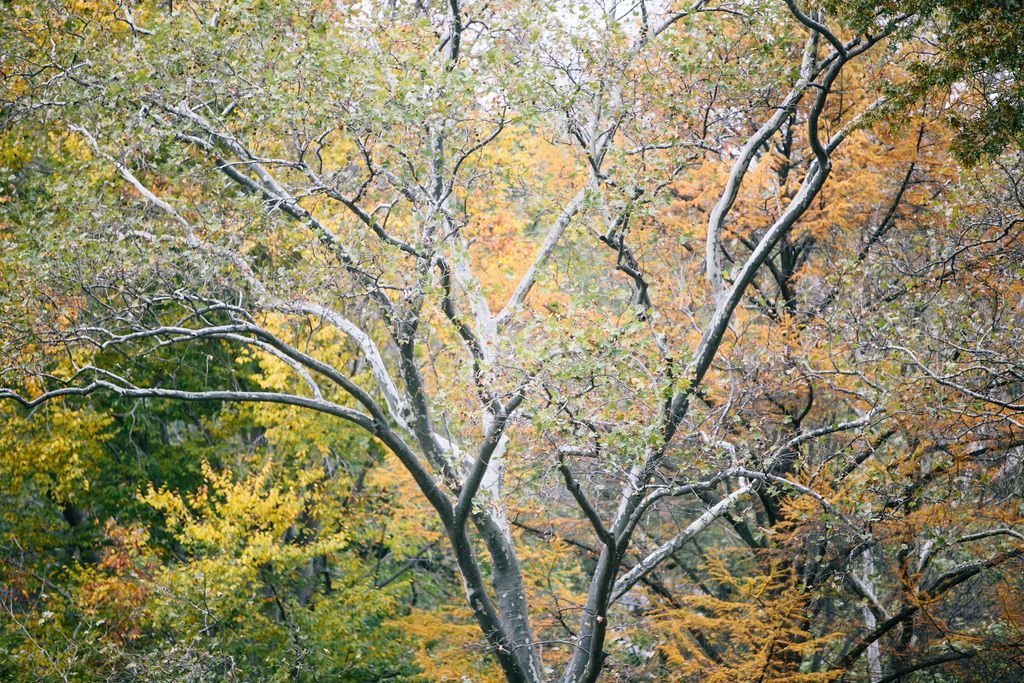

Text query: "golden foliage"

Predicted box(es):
[651, 551, 840, 682]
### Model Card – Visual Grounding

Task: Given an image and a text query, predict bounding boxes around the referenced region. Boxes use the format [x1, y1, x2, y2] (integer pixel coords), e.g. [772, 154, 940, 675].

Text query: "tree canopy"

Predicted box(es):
[2, 1, 1023, 681]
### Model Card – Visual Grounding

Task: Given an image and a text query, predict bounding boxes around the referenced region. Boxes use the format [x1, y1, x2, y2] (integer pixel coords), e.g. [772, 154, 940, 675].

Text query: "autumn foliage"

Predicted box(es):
[2, 1, 1024, 682]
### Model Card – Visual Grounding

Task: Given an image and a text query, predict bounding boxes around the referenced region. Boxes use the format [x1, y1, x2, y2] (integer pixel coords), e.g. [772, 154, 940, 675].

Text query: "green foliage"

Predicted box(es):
[828, 0, 1024, 164]
[0, 331, 427, 681]
[135, 461, 421, 683]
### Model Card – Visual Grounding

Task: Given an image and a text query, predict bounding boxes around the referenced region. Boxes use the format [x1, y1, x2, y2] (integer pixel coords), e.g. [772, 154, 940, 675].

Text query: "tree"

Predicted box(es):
[2, 1, 1023, 681]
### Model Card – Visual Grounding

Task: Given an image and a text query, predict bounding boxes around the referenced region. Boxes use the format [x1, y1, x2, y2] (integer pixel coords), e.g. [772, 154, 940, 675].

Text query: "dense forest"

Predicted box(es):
[2, 1, 1023, 681]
